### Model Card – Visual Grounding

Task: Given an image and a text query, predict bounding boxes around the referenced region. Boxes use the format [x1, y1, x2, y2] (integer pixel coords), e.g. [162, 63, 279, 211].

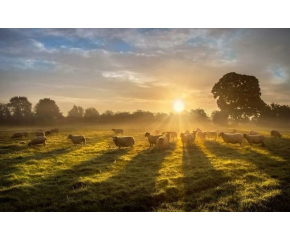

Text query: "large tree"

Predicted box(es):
[7, 96, 32, 123]
[84, 107, 100, 121]
[68, 105, 84, 118]
[212, 72, 265, 120]
[189, 108, 209, 122]
[34, 98, 63, 123]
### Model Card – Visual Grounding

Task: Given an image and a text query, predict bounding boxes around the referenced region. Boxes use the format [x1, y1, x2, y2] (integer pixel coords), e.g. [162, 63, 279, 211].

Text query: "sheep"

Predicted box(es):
[68, 134, 86, 144]
[112, 128, 123, 135]
[156, 136, 169, 149]
[271, 130, 282, 138]
[28, 136, 47, 147]
[218, 132, 243, 146]
[112, 136, 135, 149]
[162, 132, 171, 142]
[250, 131, 259, 135]
[50, 128, 59, 134]
[11, 132, 23, 139]
[180, 132, 195, 147]
[196, 131, 206, 141]
[206, 131, 217, 141]
[169, 131, 177, 141]
[243, 134, 266, 147]
[45, 130, 51, 137]
[22, 131, 28, 137]
[145, 132, 162, 147]
[36, 131, 45, 137]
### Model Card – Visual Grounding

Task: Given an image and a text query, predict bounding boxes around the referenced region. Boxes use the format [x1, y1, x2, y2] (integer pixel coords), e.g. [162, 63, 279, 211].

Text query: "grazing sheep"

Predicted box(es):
[180, 133, 195, 147]
[112, 128, 123, 135]
[169, 131, 177, 141]
[36, 131, 45, 137]
[196, 131, 206, 141]
[156, 136, 169, 149]
[50, 128, 59, 134]
[68, 134, 86, 144]
[243, 134, 266, 147]
[45, 130, 51, 137]
[145, 132, 162, 147]
[11, 132, 23, 139]
[22, 131, 28, 137]
[112, 136, 135, 149]
[250, 131, 259, 135]
[271, 130, 282, 138]
[155, 130, 160, 135]
[28, 136, 47, 147]
[218, 132, 243, 146]
[206, 131, 217, 141]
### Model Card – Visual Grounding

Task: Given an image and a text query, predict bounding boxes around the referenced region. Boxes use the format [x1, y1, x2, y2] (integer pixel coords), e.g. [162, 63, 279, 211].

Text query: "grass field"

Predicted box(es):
[1, 125, 290, 211]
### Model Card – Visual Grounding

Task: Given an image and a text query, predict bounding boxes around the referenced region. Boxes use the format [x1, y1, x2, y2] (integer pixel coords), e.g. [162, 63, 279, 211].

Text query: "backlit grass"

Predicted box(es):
[0, 126, 290, 211]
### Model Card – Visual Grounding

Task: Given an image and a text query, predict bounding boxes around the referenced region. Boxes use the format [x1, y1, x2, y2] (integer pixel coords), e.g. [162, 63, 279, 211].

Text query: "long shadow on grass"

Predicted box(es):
[182, 143, 231, 211]
[0, 147, 131, 211]
[265, 137, 290, 161]
[78, 148, 173, 211]
[205, 141, 290, 211]
[0, 145, 80, 189]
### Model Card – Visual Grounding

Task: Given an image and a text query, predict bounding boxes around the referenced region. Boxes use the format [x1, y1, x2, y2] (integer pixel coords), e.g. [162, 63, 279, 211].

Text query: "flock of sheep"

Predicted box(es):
[9, 127, 282, 150]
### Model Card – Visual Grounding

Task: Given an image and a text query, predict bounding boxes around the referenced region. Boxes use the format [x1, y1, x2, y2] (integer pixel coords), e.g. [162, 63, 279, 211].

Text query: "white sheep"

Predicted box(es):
[68, 134, 86, 144]
[112, 136, 135, 149]
[271, 130, 282, 138]
[11, 132, 23, 139]
[145, 132, 162, 147]
[28, 136, 47, 147]
[243, 134, 266, 147]
[180, 133, 195, 147]
[156, 136, 169, 149]
[112, 128, 123, 134]
[218, 132, 243, 146]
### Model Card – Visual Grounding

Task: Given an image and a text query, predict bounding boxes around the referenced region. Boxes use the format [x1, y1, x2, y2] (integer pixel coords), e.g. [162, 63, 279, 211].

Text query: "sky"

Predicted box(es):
[0, 28, 290, 115]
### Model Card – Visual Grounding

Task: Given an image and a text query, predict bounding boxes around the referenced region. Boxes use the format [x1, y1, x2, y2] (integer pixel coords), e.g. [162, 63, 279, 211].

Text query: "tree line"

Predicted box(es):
[0, 72, 289, 126]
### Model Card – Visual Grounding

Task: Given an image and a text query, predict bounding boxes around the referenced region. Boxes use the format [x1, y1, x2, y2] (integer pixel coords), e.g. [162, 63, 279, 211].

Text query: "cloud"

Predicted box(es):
[0, 28, 290, 114]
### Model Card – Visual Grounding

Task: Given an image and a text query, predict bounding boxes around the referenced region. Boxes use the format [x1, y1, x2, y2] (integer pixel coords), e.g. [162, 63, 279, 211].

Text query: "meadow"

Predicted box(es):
[0, 124, 290, 211]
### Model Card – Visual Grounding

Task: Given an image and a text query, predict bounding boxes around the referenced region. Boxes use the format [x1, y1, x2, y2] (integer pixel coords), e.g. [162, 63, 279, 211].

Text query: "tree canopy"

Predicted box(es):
[212, 72, 265, 120]
[34, 98, 63, 123]
[7, 96, 32, 123]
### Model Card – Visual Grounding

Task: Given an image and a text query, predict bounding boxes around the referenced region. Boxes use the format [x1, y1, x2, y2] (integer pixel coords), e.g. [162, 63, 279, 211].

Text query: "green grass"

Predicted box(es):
[0, 126, 290, 211]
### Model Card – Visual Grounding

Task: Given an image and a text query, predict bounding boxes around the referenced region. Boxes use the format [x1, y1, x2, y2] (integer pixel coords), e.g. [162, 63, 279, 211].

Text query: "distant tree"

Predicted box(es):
[212, 72, 265, 121]
[189, 108, 209, 122]
[0, 103, 11, 124]
[34, 98, 63, 123]
[7, 96, 32, 123]
[84, 107, 100, 121]
[259, 103, 290, 125]
[211, 110, 229, 125]
[132, 110, 154, 121]
[67, 105, 84, 119]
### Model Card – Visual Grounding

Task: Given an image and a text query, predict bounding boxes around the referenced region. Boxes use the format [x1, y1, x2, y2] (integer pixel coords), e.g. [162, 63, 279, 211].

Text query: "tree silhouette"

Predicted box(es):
[7, 96, 32, 123]
[211, 110, 229, 126]
[212, 72, 265, 120]
[34, 98, 63, 123]
[84, 107, 100, 121]
[68, 105, 84, 118]
[0, 103, 11, 124]
[189, 108, 209, 122]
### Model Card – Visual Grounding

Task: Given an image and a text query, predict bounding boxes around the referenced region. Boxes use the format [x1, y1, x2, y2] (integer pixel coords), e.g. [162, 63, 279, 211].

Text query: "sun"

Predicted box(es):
[173, 99, 185, 113]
